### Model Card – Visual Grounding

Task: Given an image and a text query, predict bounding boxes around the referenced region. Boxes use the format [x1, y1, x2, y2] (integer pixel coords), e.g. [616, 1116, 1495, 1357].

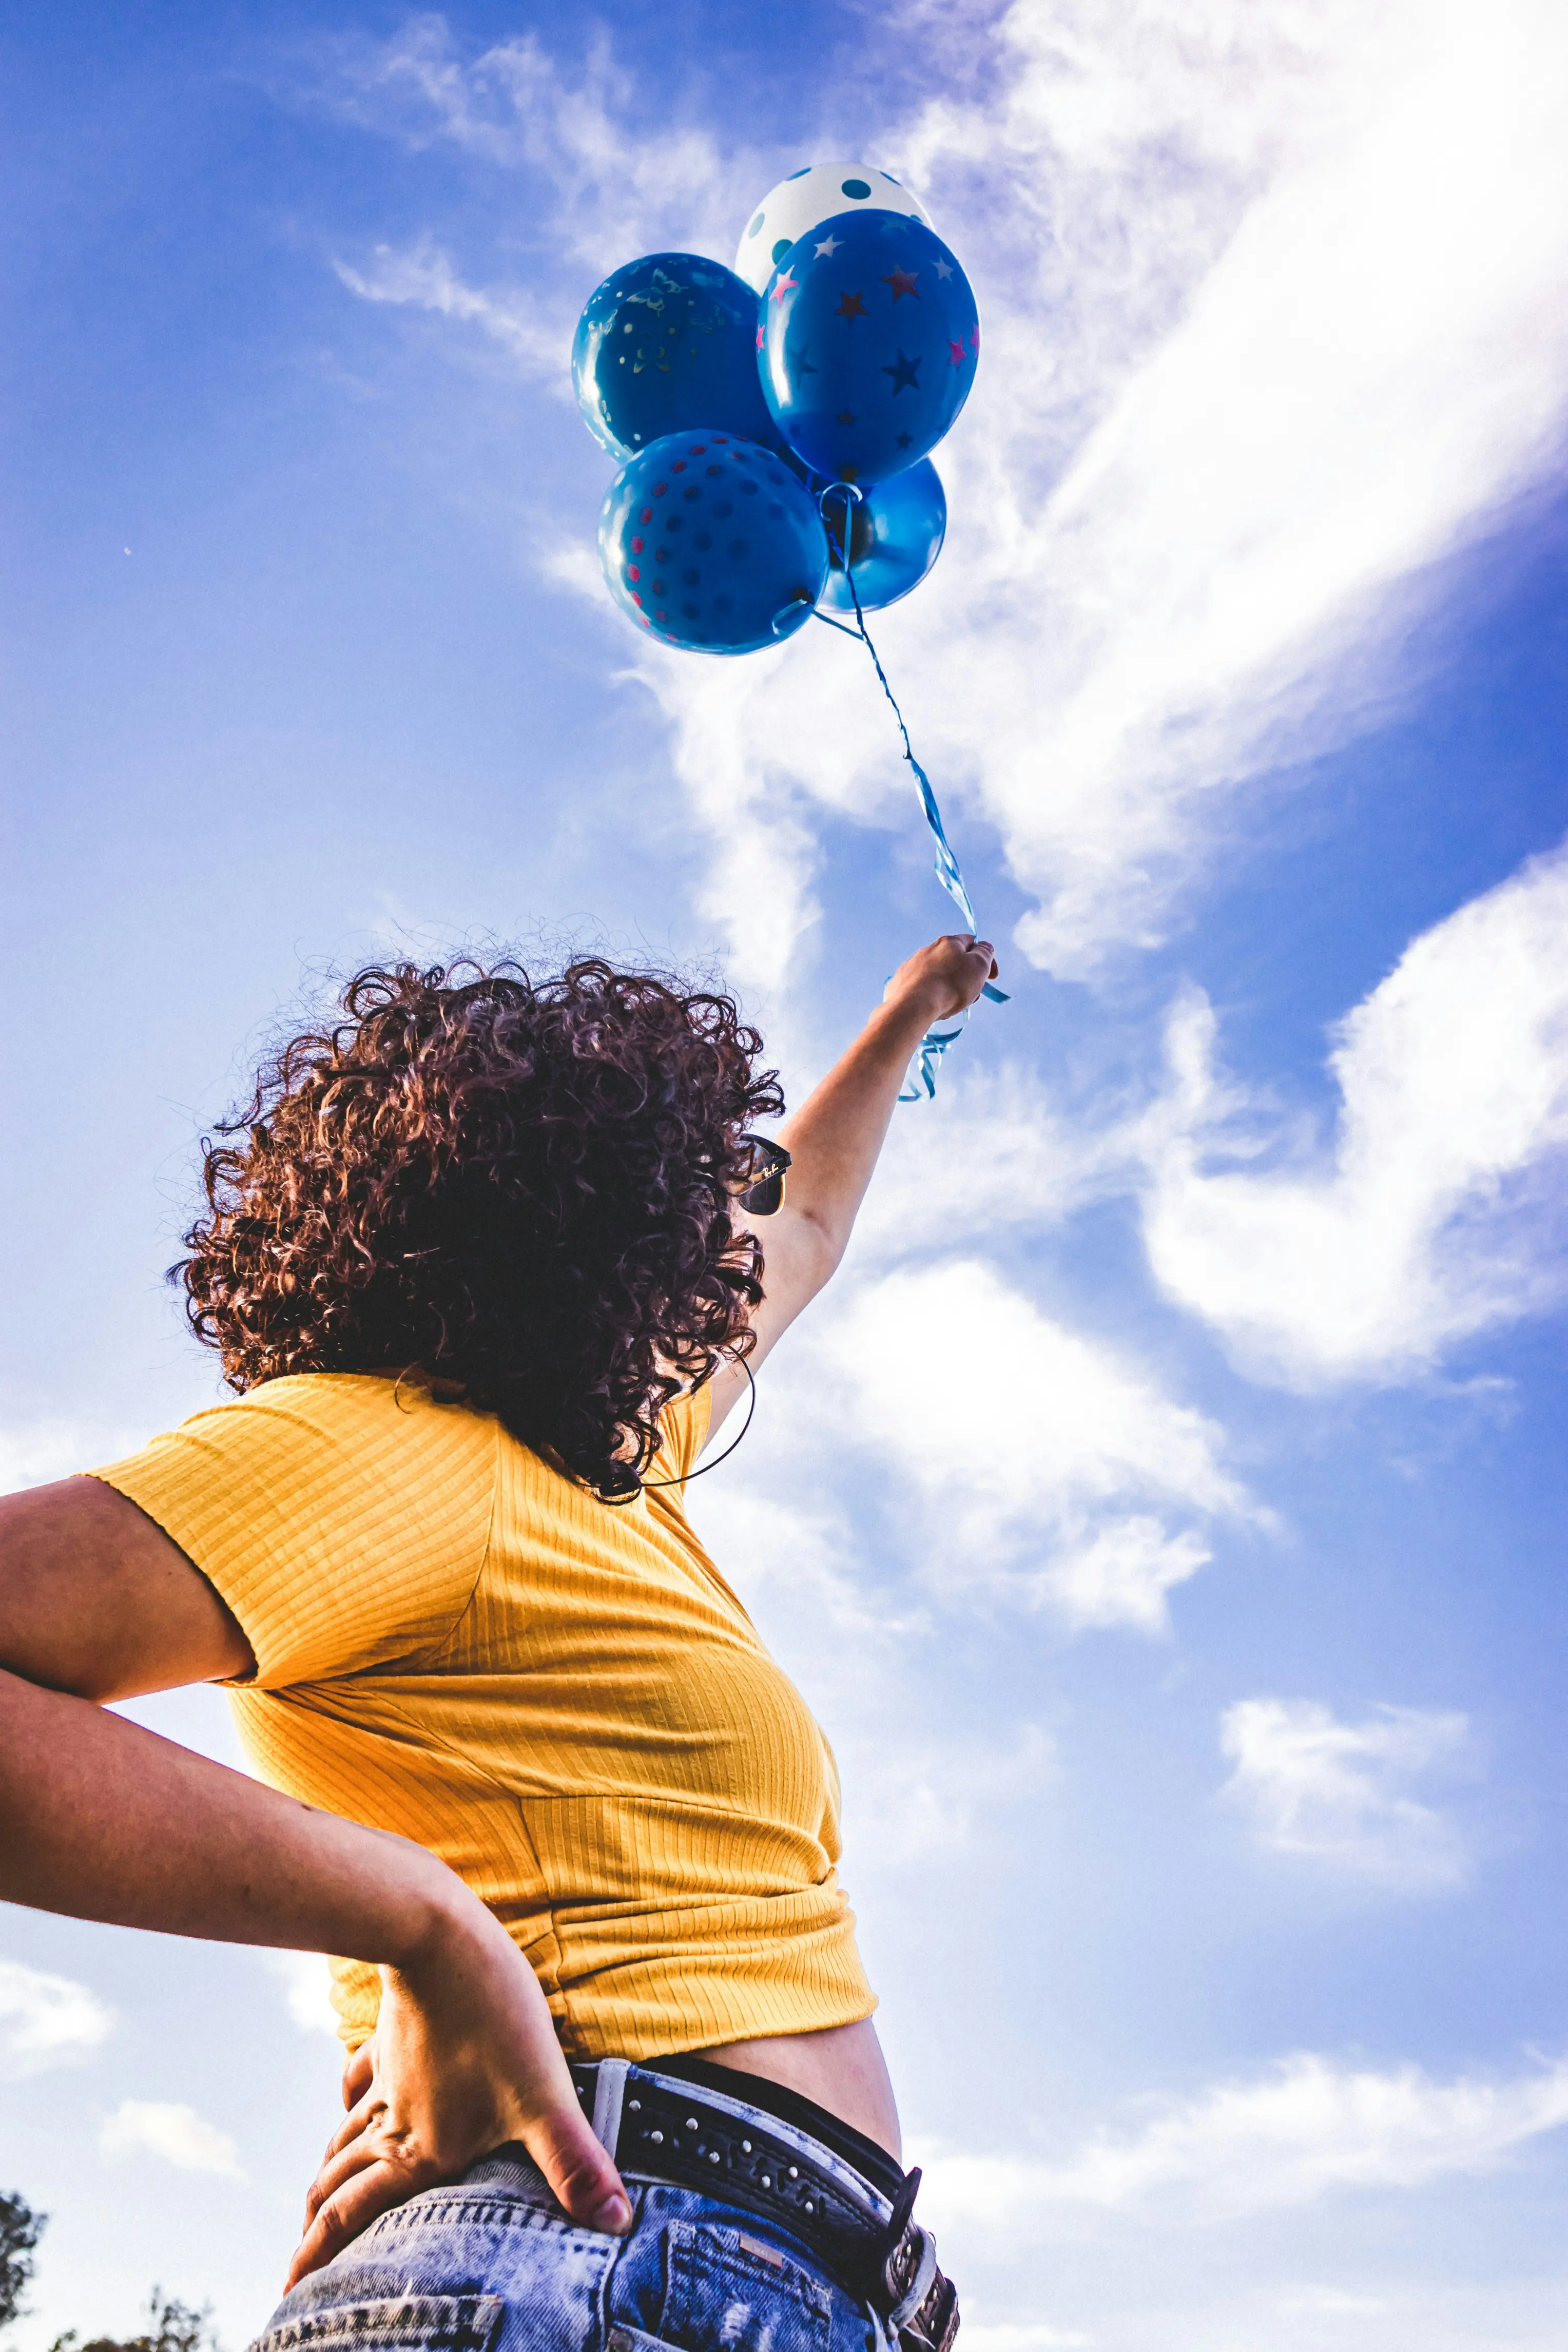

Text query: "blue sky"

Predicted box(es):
[4, 5, 1568, 2347]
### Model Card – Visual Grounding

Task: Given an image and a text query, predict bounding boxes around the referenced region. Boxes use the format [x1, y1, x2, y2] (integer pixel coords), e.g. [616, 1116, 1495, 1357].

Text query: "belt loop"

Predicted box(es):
[592, 2058, 630, 2160]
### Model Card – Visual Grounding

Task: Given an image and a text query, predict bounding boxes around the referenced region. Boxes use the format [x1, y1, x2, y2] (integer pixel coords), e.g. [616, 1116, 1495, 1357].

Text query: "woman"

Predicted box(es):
[0, 930, 996, 2352]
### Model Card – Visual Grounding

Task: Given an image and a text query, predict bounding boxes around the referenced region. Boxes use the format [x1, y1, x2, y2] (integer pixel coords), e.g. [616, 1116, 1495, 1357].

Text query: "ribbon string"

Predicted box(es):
[815, 486, 1006, 1101]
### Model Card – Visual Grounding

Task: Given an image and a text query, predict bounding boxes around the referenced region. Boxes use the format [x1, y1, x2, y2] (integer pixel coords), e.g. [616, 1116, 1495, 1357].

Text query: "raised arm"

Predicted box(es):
[0, 1477, 632, 2283]
[706, 932, 997, 1433]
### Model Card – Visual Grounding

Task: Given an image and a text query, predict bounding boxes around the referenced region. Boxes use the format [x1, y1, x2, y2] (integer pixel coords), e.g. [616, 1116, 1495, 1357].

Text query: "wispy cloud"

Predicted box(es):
[820, 1258, 1256, 1632]
[696, 1258, 1256, 1644]
[923, 0, 1568, 974]
[0, 1957, 114, 2079]
[918, 2048, 1568, 2228]
[1219, 1698, 1474, 1891]
[311, 14, 753, 269]
[99, 2098, 245, 2178]
[1140, 838, 1568, 1384]
[334, 238, 563, 381]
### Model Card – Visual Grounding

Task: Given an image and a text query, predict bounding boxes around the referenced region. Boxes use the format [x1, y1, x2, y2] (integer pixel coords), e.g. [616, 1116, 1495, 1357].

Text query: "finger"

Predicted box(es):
[324, 2084, 385, 2163]
[287, 2154, 437, 2291]
[304, 2129, 381, 2228]
[341, 2040, 375, 2111]
[526, 2105, 633, 2235]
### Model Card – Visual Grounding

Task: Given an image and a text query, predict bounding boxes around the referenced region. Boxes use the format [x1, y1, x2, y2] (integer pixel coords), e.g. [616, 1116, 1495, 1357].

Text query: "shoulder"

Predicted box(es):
[92, 1373, 501, 1688]
[121, 1371, 500, 1483]
[177, 1368, 490, 1437]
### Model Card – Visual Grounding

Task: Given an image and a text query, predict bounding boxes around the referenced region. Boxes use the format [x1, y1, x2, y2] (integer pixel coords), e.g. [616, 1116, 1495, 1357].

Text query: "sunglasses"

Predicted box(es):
[733, 1133, 792, 1218]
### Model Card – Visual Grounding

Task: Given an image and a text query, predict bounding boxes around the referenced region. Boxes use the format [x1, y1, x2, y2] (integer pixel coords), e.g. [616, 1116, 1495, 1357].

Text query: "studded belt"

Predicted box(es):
[570, 2057, 958, 2352]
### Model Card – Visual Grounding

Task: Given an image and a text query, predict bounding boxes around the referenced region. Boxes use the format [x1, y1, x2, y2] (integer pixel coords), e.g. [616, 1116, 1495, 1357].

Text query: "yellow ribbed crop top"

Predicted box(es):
[93, 1372, 874, 2058]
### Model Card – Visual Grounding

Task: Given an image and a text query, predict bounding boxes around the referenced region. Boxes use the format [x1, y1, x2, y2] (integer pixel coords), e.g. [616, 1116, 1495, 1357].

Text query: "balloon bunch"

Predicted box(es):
[573, 161, 976, 653]
[571, 162, 1002, 1093]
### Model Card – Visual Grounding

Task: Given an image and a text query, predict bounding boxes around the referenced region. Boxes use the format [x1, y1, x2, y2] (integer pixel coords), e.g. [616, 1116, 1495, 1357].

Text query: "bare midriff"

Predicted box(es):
[695, 2017, 902, 2163]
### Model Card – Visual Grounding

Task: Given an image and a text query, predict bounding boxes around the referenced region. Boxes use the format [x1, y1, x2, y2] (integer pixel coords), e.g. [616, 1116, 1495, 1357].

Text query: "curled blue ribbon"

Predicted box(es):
[815, 487, 1007, 1101]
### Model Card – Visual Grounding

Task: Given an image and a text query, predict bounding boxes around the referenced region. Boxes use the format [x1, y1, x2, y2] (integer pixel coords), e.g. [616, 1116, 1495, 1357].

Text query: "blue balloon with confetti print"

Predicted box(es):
[760, 212, 978, 484]
[598, 431, 829, 656]
[819, 460, 946, 613]
[573, 253, 783, 460]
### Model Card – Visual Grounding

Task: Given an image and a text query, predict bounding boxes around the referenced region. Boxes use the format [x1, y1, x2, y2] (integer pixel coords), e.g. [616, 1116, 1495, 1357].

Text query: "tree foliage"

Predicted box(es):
[50, 2291, 219, 2352]
[1, 2190, 46, 2330]
[2, 2190, 217, 2352]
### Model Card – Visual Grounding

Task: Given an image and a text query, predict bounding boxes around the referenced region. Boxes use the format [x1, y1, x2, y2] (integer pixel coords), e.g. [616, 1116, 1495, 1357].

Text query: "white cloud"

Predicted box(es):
[916, 2049, 1568, 2228]
[1140, 840, 1568, 1384]
[816, 1258, 1256, 1632]
[262, 1950, 342, 2038]
[0, 1957, 114, 2079]
[0, 1419, 137, 1494]
[631, 655, 830, 1008]
[950, 0, 1568, 975]
[846, 1059, 1129, 1263]
[99, 2098, 244, 2179]
[689, 1485, 927, 1652]
[315, 15, 752, 271]
[849, 1724, 1056, 1867]
[334, 239, 563, 381]
[1219, 1698, 1473, 1891]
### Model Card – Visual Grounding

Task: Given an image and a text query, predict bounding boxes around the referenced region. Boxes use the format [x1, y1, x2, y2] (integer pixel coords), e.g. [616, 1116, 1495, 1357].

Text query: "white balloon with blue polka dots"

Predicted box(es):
[732, 162, 932, 295]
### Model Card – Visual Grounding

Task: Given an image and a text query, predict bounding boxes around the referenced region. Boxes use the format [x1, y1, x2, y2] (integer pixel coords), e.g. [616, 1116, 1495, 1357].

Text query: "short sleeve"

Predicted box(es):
[651, 1383, 714, 1490]
[90, 1374, 498, 1690]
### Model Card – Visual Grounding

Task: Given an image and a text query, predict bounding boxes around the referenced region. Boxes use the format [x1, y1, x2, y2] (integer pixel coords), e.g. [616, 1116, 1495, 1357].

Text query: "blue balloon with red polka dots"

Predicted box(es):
[598, 431, 830, 655]
[760, 210, 978, 484]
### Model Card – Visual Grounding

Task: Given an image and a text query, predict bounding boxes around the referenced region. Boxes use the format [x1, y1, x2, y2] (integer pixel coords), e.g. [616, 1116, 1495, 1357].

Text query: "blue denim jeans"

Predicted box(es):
[250, 2148, 885, 2352]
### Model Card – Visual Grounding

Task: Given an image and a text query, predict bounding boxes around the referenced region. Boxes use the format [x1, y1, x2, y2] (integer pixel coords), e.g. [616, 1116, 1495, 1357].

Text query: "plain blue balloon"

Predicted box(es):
[759, 211, 978, 483]
[819, 460, 946, 613]
[573, 253, 780, 460]
[598, 431, 829, 656]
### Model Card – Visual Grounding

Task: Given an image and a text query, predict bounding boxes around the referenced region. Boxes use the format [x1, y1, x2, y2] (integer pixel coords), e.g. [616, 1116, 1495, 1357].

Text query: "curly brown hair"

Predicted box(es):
[173, 958, 783, 1502]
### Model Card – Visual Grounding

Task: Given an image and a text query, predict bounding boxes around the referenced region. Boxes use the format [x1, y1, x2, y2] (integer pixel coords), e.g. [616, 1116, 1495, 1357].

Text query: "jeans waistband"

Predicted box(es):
[568, 2058, 959, 2352]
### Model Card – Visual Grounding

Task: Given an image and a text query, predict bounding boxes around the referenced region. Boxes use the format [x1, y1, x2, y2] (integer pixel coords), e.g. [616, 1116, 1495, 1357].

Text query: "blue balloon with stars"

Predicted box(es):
[573, 253, 784, 460]
[759, 211, 978, 484]
[598, 431, 829, 656]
